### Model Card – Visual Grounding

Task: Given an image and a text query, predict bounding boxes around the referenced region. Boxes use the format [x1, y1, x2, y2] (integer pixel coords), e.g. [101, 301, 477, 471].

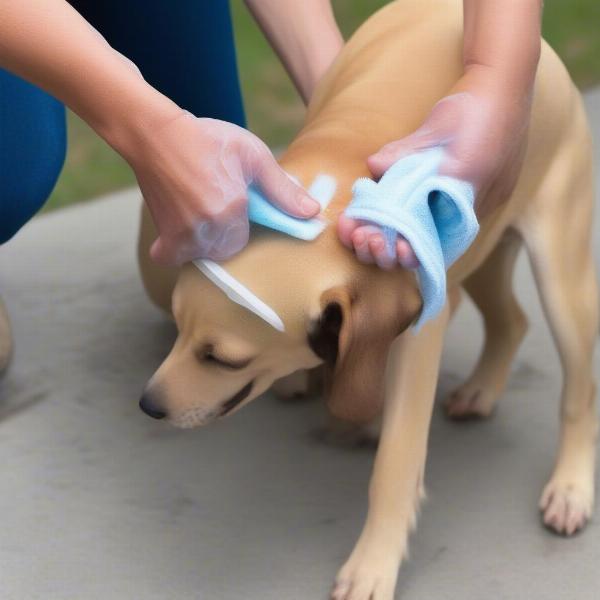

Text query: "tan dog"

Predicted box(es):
[137, 0, 598, 597]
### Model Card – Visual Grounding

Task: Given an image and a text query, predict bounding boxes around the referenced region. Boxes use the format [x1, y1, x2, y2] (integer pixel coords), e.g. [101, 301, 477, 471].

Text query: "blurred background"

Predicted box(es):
[45, 0, 600, 213]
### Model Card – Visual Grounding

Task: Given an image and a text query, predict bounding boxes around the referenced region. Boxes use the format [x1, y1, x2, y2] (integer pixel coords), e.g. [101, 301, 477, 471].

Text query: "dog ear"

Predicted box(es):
[308, 279, 421, 423]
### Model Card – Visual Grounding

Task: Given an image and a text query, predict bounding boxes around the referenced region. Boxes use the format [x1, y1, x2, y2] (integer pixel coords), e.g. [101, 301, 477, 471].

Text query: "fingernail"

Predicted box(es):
[300, 195, 319, 216]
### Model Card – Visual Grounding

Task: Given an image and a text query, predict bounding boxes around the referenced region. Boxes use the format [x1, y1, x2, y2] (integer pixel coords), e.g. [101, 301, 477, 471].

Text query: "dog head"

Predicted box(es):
[140, 239, 422, 428]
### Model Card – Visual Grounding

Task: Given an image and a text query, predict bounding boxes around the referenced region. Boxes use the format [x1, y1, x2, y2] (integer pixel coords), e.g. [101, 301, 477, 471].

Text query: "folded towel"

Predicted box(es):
[344, 146, 478, 329]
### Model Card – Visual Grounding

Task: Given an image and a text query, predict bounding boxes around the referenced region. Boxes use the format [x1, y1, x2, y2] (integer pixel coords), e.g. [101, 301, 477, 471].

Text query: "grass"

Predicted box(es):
[45, 0, 600, 212]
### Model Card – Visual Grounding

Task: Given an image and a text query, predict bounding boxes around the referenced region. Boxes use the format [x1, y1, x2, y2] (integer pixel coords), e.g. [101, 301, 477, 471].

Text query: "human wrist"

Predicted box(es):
[457, 61, 535, 113]
[85, 73, 184, 164]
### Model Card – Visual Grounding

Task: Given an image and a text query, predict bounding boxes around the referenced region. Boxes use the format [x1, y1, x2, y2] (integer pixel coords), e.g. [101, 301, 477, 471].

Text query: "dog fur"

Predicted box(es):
[137, 1, 598, 598]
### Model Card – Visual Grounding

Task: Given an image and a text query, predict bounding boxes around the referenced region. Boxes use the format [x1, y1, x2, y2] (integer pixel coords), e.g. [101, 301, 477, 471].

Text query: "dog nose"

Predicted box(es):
[139, 393, 166, 420]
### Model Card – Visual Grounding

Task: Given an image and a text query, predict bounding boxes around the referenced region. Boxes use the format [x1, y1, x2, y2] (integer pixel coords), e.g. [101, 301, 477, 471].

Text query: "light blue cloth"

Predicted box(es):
[247, 174, 335, 240]
[245, 148, 478, 329]
[345, 146, 478, 328]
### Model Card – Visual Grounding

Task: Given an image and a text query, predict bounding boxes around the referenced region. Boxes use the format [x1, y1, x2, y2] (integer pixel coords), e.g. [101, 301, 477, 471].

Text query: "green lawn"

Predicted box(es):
[45, 0, 600, 212]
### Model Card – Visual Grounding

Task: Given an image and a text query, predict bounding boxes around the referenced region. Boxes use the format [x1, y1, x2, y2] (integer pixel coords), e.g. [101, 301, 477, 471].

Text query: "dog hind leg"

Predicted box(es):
[519, 144, 598, 535]
[445, 228, 528, 419]
[271, 366, 324, 401]
[271, 369, 312, 400]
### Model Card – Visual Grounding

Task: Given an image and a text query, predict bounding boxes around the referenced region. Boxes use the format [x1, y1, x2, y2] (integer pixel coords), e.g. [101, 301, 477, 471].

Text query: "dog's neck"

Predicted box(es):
[213, 123, 382, 337]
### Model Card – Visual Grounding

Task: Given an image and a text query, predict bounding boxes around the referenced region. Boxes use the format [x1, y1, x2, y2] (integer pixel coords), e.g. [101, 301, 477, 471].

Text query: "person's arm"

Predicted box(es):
[462, 0, 541, 93]
[339, 0, 542, 271]
[244, 0, 344, 103]
[0, 0, 319, 264]
[0, 0, 177, 160]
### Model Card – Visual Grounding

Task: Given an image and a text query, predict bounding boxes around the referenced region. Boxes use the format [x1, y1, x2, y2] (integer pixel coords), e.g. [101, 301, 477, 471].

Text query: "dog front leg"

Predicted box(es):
[331, 305, 449, 600]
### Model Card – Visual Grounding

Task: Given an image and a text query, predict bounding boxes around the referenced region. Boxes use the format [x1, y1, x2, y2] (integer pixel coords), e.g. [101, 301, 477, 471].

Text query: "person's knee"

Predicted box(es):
[0, 136, 66, 244]
[0, 76, 66, 244]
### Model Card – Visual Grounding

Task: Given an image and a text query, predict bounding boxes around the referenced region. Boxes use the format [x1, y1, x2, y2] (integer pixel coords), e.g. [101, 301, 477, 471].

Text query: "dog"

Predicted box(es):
[136, 0, 598, 597]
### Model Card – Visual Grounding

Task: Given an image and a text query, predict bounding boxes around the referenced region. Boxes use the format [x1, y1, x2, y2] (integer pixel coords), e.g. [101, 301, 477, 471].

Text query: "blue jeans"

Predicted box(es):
[0, 0, 245, 244]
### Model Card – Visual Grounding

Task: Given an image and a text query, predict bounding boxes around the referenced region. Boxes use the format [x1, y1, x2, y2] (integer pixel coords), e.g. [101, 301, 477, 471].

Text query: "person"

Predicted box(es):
[0, 0, 541, 285]
[338, 0, 542, 270]
[0, 0, 342, 263]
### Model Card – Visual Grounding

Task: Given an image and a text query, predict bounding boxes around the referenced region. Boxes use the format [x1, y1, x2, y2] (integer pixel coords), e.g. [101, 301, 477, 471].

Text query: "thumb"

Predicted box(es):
[253, 153, 320, 218]
[367, 127, 443, 179]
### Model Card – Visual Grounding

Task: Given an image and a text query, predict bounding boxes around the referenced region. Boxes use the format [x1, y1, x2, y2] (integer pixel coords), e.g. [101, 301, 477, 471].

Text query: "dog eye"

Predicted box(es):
[203, 351, 228, 367]
[204, 352, 226, 366]
[197, 348, 251, 370]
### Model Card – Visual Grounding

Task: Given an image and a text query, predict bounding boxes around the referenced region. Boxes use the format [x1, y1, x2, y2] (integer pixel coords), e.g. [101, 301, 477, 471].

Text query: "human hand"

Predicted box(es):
[126, 112, 320, 265]
[0, 1, 323, 268]
[338, 66, 534, 270]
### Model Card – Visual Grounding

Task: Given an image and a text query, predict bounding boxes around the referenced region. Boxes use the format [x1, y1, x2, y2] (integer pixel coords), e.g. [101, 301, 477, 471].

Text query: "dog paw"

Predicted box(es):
[539, 478, 594, 536]
[271, 370, 311, 401]
[331, 551, 399, 600]
[444, 384, 497, 420]
[316, 416, 381, 449]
